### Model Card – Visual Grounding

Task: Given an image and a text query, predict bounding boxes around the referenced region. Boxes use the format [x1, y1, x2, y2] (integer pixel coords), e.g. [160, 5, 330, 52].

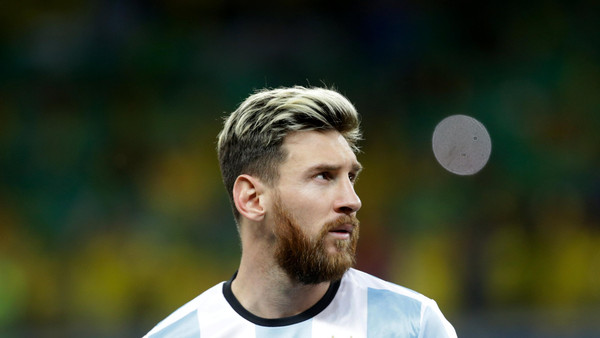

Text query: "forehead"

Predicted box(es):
[281, 130, 359, 169]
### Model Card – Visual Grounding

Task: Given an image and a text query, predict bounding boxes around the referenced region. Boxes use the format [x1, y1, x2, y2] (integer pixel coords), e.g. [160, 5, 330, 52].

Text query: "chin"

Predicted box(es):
[326, 240, 347, 253]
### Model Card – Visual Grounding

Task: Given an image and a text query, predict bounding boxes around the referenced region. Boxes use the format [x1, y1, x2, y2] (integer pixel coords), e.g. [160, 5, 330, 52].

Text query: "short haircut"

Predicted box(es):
[217, 86, 362, 221]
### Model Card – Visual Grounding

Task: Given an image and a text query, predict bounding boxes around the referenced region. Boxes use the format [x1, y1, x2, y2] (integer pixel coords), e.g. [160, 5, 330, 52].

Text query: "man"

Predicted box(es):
[144, 86, 457, 337]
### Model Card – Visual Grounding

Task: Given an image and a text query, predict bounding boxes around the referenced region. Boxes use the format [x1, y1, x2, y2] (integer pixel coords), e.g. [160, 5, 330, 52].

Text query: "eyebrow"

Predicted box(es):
[308, 162, 363, 175]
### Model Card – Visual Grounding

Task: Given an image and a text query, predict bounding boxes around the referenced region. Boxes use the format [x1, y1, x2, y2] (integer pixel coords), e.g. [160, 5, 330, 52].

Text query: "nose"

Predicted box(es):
[334, 178, 362, 215]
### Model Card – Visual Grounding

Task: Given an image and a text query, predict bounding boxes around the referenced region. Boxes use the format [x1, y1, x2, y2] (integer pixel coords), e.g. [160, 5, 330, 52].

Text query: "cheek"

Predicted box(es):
[295, 203, 330, 236]
[279, 186, 333, 231]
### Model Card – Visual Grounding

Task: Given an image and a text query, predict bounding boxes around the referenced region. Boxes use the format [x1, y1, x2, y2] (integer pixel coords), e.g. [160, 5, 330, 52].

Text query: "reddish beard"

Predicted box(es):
[272, 197, 360, 285]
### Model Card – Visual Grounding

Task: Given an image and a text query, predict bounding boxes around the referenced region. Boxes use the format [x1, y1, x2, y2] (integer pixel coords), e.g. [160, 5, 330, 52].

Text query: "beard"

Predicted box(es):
[272, 196, 360, 285]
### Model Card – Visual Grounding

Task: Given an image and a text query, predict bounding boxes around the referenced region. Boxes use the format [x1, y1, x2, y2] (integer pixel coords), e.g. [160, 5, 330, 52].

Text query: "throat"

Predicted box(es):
[233, 271, 331, 319]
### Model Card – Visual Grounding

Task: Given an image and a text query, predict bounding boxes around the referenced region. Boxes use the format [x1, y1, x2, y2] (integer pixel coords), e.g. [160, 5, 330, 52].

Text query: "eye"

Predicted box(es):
[316, 172, 332, 181]
[349, 173, 358, 184]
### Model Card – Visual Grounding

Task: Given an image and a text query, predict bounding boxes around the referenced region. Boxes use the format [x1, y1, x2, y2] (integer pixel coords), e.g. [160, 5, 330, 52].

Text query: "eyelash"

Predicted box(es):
[316, 172, 358, 184]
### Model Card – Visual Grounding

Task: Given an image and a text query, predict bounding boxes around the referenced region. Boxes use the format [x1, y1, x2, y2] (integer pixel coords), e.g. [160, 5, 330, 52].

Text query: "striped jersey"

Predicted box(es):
[144, 268, 457, 337]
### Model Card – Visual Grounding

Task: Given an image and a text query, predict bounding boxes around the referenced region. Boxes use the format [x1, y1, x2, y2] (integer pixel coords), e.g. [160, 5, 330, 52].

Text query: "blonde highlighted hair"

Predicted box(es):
[217, 86, 361, 220]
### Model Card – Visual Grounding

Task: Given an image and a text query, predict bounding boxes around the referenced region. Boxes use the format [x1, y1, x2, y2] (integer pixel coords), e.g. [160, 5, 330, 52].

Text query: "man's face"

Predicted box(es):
[269, 130, 362, 284]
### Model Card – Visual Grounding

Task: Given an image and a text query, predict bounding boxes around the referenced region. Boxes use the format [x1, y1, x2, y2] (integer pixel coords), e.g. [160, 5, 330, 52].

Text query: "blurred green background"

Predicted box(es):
[1, 1, 599, 337]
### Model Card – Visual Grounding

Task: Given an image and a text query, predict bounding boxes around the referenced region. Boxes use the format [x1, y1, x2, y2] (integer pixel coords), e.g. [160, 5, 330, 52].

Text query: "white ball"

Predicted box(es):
[432, 114, 492, 175]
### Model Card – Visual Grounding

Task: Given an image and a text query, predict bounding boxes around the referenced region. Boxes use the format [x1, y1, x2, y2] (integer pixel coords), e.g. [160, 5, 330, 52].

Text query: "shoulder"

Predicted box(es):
[144, 282, 225, 338]
[342, 268, 430, 316]
[342, 269, 457, 337]
[343, 268, 429, 302]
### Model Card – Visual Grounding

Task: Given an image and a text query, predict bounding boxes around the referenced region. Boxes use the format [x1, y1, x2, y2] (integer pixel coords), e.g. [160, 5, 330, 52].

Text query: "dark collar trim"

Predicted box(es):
[222, 272, 341, 327]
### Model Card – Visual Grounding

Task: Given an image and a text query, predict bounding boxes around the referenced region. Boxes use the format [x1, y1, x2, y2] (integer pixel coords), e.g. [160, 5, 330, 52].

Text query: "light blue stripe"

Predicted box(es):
[149, 310, 200, 338]
[367, 288, 421, 338]
[255, 319, 312, 338]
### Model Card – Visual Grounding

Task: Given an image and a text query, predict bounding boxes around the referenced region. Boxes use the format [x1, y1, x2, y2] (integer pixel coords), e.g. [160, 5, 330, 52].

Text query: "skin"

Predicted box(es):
[231, 129, 363, 319]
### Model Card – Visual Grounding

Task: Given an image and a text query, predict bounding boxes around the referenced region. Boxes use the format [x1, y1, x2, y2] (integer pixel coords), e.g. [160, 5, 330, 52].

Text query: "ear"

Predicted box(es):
[232, 174, 266, 222]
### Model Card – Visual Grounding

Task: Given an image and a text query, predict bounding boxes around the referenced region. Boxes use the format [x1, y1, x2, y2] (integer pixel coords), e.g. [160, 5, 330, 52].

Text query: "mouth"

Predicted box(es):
[328, 224, 354, 239]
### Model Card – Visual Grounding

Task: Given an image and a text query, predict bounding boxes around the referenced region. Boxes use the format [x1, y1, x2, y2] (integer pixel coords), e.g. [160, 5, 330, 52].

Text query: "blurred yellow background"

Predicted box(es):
[1, 1, 599, 337]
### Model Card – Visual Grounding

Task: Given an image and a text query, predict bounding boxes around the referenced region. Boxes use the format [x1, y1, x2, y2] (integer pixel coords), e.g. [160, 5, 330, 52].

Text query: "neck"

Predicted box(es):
[231, 243, 331, 319]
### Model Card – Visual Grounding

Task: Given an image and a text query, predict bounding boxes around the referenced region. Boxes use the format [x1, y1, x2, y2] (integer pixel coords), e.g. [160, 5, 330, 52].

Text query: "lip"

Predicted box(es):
[328, 223, 354, 239]
[330, 223, 354, 233]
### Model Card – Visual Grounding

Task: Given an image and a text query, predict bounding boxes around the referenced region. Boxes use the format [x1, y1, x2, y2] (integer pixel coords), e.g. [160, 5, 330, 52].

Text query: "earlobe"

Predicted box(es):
[232, 174, 266, 221]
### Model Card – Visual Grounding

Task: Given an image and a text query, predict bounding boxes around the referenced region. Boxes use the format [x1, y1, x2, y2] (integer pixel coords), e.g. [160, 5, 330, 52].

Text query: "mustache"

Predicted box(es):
[323, 215, 360, 232]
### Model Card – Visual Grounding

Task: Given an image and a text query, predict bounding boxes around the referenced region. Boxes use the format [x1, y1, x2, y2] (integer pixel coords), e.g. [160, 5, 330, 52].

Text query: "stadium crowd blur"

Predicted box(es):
[1, 1, 599, 336]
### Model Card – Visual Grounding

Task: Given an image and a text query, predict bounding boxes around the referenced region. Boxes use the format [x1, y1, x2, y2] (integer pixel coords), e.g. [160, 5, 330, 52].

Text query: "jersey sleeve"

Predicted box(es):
[419, 299, 457, 338]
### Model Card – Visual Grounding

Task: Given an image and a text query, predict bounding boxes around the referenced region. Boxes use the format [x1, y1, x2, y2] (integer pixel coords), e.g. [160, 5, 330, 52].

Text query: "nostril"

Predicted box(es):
[338, 206, 355, 214]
